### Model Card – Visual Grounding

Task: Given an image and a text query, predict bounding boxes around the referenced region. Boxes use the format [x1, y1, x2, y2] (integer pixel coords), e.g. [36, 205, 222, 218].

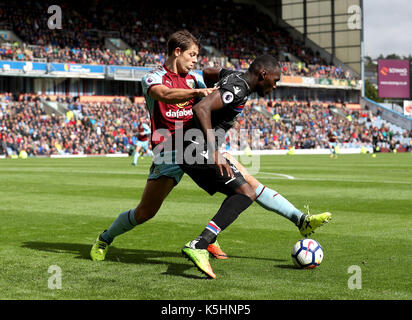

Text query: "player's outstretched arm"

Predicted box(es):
[148, 85, 217, 104]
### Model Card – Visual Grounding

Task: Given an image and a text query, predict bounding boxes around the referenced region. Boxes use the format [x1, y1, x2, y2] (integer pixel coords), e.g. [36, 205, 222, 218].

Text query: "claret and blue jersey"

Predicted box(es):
[141, 64, 206, 150]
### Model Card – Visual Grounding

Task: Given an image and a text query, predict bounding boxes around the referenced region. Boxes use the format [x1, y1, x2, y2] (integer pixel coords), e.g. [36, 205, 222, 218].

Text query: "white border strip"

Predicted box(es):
[0, 148, 375, 159]
[228, 147, 373, 155]
[50, 153, 129, 158]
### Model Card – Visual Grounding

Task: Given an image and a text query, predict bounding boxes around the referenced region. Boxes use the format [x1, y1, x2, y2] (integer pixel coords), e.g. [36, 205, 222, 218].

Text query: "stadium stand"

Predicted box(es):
[0, 94, 149, 156]
[1, 42, 354, 80]
[0, 0, 358, 79]
[1, 0, 410, 158]
[1, 94, 410, 157]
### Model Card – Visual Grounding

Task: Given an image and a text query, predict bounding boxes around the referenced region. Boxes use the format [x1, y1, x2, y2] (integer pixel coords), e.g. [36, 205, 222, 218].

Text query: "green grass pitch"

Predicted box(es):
[1, 153, 411, 300]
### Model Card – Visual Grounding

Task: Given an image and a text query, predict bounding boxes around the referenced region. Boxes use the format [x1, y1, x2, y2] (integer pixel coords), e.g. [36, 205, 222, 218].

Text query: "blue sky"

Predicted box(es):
[364, 0, 412, 58]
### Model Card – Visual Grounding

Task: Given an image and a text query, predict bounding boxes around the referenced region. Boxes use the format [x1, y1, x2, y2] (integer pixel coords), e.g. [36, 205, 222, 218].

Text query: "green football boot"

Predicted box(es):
[182, 242, 216, 279]
[299, 211, 332, 237]
[90, 235, 110, 261]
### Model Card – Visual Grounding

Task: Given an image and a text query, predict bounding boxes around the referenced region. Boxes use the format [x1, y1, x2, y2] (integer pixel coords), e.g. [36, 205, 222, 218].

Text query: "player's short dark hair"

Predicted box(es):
[248, 55, 280, 73]
[167, 30, 200, 56]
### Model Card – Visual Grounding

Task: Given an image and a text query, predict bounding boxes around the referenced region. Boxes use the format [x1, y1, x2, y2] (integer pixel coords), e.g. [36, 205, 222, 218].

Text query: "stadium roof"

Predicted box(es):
[238, 0, 362, 75]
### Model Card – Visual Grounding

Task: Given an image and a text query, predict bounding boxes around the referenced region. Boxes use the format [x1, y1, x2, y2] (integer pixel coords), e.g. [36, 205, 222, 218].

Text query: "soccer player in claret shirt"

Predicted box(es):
[179, 55, 332, 278]
[328, 129, 338, 158]
[90, 30, 219, 261]
[131, 119, 151, 165]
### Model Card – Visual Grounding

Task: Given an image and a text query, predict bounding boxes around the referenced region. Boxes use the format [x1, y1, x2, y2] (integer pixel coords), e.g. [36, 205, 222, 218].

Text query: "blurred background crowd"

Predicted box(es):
[1, 94, 410, 157]
[0, 0, 409, 158]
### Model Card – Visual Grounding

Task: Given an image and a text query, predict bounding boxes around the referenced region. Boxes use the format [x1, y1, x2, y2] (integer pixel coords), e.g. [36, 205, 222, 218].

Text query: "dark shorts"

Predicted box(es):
[178, 141, 247, 196]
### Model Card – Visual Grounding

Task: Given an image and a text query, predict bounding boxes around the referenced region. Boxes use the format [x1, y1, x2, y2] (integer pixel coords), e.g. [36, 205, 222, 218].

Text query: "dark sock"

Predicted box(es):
[192, 235, 210, 249]
[297, 214, 307, 229]
[193, 193, 253, 249]
[211, 193, 253, 230]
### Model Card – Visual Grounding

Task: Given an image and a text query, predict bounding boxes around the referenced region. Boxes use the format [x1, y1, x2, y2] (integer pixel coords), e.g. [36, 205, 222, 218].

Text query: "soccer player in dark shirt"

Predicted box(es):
[180, 55, 331, 278]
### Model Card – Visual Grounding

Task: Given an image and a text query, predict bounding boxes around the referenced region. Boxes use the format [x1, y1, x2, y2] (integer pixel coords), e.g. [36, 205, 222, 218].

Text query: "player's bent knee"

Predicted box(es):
[247, 190, 257, 202]
[236, 183, 257, 202]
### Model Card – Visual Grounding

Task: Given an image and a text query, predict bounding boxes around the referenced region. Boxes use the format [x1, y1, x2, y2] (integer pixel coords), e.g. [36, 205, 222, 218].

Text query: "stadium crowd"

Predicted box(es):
[0, 94, 150, 156]
[0, 43, 355, 81]
[230, 99, 412, 151]
[1, 94, 410, 157]
[0, 0, 357, 80]
[0, 1, 405, 157]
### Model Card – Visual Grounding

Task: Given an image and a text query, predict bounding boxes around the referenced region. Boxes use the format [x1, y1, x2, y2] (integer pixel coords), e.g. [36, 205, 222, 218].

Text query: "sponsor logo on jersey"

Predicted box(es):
[165, 108, 193, 118]
[222, 91, 234, 103]
[233, 86, 241, 95]
[175, 101, 190, 109]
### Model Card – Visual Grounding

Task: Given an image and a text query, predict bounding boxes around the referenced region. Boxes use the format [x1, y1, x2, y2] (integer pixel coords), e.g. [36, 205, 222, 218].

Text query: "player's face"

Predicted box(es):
[257, 69, 281, 97]
[176, 43, 199, 74]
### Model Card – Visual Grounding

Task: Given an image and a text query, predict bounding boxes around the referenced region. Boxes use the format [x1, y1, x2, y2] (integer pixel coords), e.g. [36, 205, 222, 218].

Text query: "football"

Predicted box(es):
[291, 239, 323, 269]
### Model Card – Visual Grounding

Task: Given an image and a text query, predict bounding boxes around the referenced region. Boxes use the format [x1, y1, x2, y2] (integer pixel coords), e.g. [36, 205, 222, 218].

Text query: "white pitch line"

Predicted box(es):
[256, 173, 412, 185]
[2, 168, 412, 185]
[294, 177, 412, 185]
[0, 167, 149, 175]
[259, 172, 295, 180]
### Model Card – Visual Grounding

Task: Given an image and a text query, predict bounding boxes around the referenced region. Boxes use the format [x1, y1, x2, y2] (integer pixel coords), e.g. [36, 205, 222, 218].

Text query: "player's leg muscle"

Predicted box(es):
[133, 176, 175, 224]
[234, 182, 257, 202]
[222, 152, 260, 191]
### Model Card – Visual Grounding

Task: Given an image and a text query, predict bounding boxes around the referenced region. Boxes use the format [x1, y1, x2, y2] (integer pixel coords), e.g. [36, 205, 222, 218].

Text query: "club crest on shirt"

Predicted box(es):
[186, 79, 195, 88]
